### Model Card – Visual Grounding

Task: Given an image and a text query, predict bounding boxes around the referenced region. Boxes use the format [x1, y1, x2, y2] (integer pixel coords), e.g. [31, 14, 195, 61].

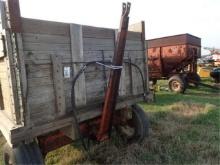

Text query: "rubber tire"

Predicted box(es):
[168, 75, 186, 93]
[129, 104, 149, 143]
[116, 104, 149, 143]
[3, 142, 44, 165]
[186, 73, 201, 87]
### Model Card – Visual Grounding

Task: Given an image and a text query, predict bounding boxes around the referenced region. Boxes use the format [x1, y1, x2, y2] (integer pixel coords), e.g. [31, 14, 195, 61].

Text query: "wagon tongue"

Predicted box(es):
[96, 2, 131, 141]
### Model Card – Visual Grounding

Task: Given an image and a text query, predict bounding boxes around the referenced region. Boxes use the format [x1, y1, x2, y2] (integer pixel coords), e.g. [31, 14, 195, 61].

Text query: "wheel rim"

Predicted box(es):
[117, 110, 140, 142]
[171, 80, 181, 91]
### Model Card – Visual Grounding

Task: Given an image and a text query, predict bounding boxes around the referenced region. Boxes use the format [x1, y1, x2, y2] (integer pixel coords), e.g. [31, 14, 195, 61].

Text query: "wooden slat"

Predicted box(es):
[127, 31, 142, 41]
[16, 33, 28, 125]
[23, 42, 71, 51]
[21, 18, 70, 36]
[83, 50, 114, 62]
[83, 37, 114, 51]
[119, 63, 127, 96]
[4, 29, 20, 123]
[24, 50, 71, 64]
[82, 25, 115, 39]
[27, 77, 53, 87]
[22, 33, 70, 44]
[125, 40, 143, 51]
[28, 85, 54, 100]
[129, 21, 149, 92]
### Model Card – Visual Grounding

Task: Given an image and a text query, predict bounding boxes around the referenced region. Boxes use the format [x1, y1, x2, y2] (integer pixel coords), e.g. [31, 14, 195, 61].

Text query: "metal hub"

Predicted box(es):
[171, 80, 181, 91]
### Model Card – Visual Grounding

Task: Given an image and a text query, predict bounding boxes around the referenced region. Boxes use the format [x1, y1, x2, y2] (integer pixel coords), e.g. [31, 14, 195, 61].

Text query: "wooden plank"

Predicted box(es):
[23, 42, 71, 51]
[27, 77, 53, 87]
[27, 64, 51, 71]
[124, 50, 145, 59]
[4, 30, 20, 124]
[16, 33, 28, 125]
[23, 50, 143, 66]
[70, 24, 87, 107]
[131, 56, 141, 95]
[51, 55, 66, 116]
[128, 21, 149, 93]
[28, 85, 54, 99]
[119, 63, 126, 96]
[82, 25, 115, 39]
[127, 31, 142, 41]
[21, 18, 70, 36]
[83, 50, 113, 62]
[27, 68, 51, 78]
[83, 37, 114, 51]
[23, 50, 71, 64]
[22, 33, 70, 44]
[125, 40, 143, 51]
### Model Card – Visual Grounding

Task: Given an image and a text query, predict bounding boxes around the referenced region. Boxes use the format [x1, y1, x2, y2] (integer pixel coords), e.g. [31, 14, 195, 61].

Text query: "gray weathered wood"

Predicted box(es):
[23, 42, 71, 51]
[82, 25, 115, 39]
[129, 21, 149, 93]
[51, 54, 66, 116]
[83, 37, 115, 51]
[0, 15, 150, 147]
[70, 24, 87, 107]
[22, 18, 70, 36]
[0, 1, 7, 29]
[16, 33, 28, 125]
[22, 33, 70, 44]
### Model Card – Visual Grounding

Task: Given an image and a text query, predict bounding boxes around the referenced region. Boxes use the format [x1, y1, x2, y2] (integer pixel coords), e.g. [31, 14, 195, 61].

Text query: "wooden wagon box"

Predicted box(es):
[0, 1, 151, 148]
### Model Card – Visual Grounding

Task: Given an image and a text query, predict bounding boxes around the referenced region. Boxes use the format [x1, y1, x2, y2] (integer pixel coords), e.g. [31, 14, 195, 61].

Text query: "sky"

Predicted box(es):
[19, 0, 220, 50]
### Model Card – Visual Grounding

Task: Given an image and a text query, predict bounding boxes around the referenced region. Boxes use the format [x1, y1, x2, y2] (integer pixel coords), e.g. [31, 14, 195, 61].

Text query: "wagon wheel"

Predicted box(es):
[116, 104, 149, 143]
[168, 75, 186, 93]
[3, 142, 44, 165]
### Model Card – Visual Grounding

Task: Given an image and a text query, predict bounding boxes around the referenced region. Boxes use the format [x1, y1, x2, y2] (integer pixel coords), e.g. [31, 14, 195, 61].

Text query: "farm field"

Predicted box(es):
[0, 79, 219, 164]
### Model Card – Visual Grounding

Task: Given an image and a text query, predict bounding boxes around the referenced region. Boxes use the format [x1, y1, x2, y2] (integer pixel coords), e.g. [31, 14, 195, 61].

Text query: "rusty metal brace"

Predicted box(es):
[96, 2, 131, 141]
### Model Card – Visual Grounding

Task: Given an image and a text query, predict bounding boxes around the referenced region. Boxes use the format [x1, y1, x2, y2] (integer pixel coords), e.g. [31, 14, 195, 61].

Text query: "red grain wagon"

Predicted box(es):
[147, 34, 201, 93]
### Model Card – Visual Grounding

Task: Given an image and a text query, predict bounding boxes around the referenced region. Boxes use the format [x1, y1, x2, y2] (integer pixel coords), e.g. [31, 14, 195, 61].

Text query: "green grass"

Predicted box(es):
[0, 79, 219, 164]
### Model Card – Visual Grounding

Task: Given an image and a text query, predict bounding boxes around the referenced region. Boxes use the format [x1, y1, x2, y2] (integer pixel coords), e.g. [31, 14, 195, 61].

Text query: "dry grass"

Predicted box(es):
[44, 99, 219, 165]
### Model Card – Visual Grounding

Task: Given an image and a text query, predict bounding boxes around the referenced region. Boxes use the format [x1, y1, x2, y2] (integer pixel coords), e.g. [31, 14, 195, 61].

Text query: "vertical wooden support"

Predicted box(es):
[51, 55, 66, 116]
[70, 24, 86, 107]
[130, 56, 139, 95]
[0, 1, 22, 124]
[15, 33, 27, 125]
[115, 30, 126, 97]
[128, 21, 149, 93]
[119, 63, 126, 96]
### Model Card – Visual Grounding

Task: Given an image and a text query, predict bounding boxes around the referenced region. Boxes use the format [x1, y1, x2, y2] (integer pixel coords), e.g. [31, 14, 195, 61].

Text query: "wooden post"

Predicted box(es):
[70, 24, 87, 107]
[128, 21, 149, 93]
[51, 55, 66, 116]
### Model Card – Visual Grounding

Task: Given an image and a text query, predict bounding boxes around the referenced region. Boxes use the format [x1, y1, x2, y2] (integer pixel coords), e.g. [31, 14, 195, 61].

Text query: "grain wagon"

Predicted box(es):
[0, 1, 152, 164]
[147, 34, 201, 93]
